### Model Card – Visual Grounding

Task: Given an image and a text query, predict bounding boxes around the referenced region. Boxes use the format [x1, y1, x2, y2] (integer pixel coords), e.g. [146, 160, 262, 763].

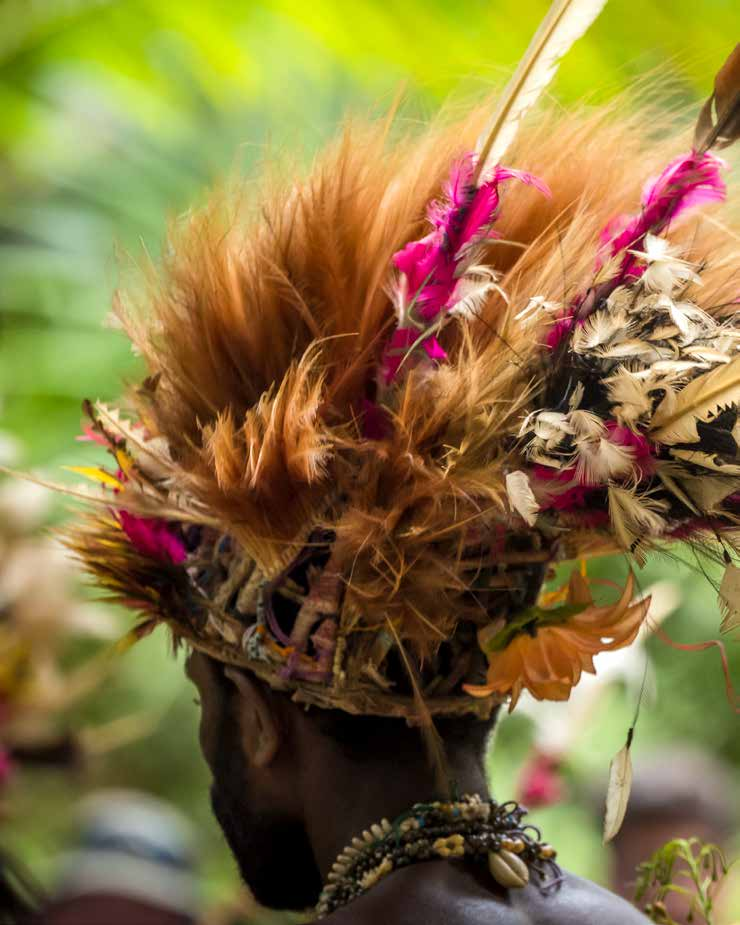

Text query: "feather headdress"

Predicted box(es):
[54, 8, 740, 729]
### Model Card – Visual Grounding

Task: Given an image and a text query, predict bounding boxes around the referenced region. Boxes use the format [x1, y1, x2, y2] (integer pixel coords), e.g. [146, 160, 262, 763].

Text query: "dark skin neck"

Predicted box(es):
[296, 736, 489, 879]
[290, 719, 649, 924]
[185, 653, 650, 925]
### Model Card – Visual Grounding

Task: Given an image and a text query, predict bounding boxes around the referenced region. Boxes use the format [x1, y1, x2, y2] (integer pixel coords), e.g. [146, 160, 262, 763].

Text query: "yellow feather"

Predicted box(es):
[63, 466, 122, 489]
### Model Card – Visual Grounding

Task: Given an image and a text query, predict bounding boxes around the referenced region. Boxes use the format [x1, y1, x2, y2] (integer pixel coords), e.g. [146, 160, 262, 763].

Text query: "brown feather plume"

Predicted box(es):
[65, 94, 740, 720]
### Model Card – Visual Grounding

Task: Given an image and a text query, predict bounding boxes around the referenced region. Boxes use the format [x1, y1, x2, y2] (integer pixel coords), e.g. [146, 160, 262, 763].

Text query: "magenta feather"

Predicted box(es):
[119, 510, 187, 564]
[383, 154, 549, 383]
[598, 151, 726, 277]
[394, 155, 548, 322]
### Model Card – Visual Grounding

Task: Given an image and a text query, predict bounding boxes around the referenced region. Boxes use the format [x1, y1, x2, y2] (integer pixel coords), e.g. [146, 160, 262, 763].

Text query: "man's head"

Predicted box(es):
[185, 650, 496, 911]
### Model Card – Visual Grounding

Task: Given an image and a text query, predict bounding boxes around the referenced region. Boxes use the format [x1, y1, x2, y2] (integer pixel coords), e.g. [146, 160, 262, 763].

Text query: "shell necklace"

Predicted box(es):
[315, 793, 560, 918]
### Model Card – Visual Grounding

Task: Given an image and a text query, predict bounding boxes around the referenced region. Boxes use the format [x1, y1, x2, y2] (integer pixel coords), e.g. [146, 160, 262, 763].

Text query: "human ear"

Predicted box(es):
[223, 667, 280, 768]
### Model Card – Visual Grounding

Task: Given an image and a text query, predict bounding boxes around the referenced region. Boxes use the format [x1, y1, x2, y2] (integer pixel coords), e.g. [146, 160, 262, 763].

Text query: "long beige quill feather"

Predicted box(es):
[474, 0, 608, 184]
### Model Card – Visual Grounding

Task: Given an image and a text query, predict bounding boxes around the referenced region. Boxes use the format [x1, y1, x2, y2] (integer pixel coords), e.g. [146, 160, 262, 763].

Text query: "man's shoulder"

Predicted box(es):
[510, 870, 651, 925]
[320, 865, 650, 925]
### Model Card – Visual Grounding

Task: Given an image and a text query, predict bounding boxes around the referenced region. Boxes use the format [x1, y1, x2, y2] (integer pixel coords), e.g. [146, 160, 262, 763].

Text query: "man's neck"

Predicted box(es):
[301, 749, 490, 879]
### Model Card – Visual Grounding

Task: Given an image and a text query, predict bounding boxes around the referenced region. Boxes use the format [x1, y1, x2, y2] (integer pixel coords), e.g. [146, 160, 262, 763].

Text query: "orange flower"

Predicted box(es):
[464, 570, 650, 710]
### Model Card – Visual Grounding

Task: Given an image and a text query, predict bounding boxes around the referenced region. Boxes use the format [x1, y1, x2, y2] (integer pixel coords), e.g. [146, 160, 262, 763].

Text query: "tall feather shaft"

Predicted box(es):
[474, 0, 607, 184]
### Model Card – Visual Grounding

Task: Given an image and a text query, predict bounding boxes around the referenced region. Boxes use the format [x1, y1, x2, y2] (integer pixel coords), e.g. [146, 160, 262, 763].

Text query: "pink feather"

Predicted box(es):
[119, 510, 187, 565]
[598, 151, 726, 276]
[394, 155, 548, 322]
[381, 327, 418, 383]
[384, 154, 549, 382]
[76, 423, 114, 447]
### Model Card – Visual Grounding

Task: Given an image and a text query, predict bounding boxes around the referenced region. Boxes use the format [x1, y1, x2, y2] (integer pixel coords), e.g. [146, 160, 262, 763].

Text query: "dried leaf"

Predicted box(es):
[603, 738, 633, 843]
[677, 473, 740, 513]
[654, 464, 700, 515]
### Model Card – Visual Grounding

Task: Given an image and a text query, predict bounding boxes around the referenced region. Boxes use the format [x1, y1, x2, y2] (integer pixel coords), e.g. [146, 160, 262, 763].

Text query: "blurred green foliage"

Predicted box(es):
[1, 0, 739, 917]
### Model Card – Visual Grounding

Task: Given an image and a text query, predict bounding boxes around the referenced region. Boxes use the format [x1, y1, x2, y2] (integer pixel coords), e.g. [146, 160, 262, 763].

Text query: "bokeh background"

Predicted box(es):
[1, 1, 738, 922]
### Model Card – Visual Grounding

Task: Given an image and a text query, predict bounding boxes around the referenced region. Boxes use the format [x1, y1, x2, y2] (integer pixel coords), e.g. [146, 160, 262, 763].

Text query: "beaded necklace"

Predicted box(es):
[315, 793, 560, 918]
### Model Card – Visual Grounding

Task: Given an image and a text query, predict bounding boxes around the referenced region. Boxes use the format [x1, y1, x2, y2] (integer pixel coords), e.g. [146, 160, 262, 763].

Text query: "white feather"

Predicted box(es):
[606, 286, 635, 313]
[515, 295, 561, 321]
[569, 409, 606, 438]
[596, 339, 671, 361]
[605, 366, 653, 418]
[532, 410, 574, 442]
[574, 435, 635, 484]
[650, 360, 708, 376]
[571, 308, 628, 353]
[644, 323, 681, 342]
[685, 346, 731, 364]
[630, 234, 702, 293]
[505, 470, 540, 526]
[474, 0, 608, 179]
[449, 266, 508, 318]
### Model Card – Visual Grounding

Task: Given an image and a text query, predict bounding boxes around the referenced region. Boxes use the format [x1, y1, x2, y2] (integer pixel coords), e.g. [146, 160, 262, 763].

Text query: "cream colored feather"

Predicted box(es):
[505, 470, 540, 525]
[603, 736, 633, 843]
[474, 0, 608, 182]
[608, 485, 668, 552]
[650, 354, 740, 444]
[718, 563, 740, 634]
[571, 307, 628, 353]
